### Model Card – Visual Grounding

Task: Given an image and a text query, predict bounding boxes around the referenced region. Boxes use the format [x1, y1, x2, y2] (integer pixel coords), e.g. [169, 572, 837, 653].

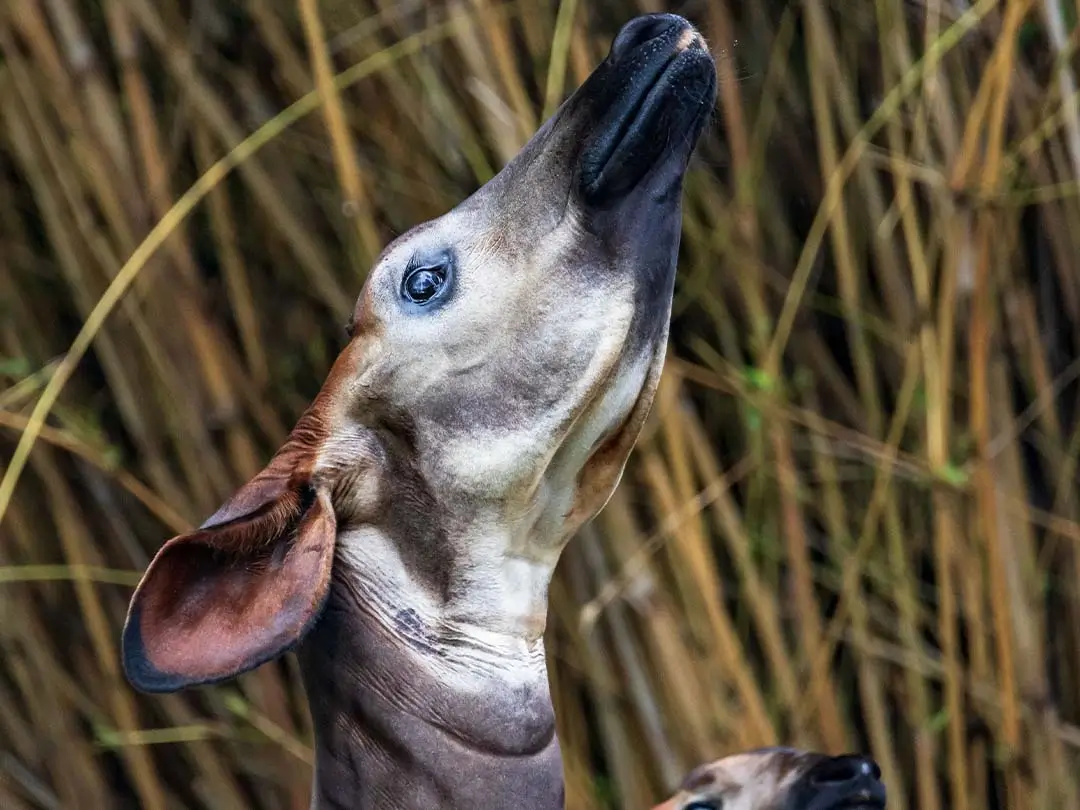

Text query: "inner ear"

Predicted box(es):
[122, 482, 336, 693]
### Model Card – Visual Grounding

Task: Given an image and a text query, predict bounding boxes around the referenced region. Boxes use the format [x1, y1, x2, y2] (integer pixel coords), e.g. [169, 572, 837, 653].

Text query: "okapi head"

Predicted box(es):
[122, 12, 717, 809]
[655, 748, 887, 810]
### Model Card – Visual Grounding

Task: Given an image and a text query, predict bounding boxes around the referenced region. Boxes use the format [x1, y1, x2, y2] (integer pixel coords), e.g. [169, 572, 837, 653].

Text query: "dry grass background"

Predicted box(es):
[2, 0, 1080, 808]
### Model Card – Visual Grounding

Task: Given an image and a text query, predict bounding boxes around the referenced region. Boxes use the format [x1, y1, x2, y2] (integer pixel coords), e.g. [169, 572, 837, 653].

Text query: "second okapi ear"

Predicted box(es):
[121, 473, 336, 693]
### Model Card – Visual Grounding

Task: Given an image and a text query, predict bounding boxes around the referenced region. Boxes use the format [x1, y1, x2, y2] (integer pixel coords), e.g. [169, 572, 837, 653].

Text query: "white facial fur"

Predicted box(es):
[353, 203, 640, 500]
[665, 750, 817, 810]
[322, 189, 664, 681]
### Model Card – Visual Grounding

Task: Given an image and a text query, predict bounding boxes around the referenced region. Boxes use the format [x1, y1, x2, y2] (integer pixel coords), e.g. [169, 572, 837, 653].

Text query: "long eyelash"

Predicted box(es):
[404, 253, 441, 273]
[404, 249, 453, 273]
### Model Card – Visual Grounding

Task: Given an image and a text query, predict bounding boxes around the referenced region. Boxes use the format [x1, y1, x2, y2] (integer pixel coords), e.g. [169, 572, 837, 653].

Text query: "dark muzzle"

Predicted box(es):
[789, 754, 887, 810]
[576, 13, 716, 204]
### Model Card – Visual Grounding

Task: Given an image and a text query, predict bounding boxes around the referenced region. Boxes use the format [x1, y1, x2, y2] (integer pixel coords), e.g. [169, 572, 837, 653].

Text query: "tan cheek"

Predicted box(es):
[354, 282, 379, 328]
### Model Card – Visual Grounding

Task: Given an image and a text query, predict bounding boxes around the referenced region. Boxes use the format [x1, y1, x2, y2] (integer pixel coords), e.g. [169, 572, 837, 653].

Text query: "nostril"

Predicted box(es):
[809, 755, 881, 787]
[608, 13, 688, 60]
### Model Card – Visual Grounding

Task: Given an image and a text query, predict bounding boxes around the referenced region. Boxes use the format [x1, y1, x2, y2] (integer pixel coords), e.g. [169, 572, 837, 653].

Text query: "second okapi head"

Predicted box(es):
[122, 12, 717, 809]
[655, 748, 887, 810]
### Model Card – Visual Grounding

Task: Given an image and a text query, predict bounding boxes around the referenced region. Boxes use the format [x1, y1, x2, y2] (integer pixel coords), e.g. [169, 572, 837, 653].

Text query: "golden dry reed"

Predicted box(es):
[1, 1, 1079, 809]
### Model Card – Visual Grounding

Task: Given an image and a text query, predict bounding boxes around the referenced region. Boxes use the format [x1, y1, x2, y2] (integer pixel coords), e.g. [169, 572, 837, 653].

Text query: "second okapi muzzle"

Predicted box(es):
[785, 755, 886, 810]
[656, 749, 886, 810]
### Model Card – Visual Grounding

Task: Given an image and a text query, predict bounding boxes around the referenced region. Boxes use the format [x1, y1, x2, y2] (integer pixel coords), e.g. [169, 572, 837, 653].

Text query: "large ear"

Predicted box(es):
[121, 471, 336, 693]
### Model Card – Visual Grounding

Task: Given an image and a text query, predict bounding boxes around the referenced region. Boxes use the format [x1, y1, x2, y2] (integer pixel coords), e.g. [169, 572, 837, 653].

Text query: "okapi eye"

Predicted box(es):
[403, 268, 443, 302]
[401, 255, 452, 306]
[684, 802, 722, 810]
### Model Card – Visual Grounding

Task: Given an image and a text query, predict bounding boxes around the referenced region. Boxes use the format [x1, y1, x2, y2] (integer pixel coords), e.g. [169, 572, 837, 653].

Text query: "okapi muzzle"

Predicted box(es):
[656, 748, 887, 810]
[122, 12, 717, 810]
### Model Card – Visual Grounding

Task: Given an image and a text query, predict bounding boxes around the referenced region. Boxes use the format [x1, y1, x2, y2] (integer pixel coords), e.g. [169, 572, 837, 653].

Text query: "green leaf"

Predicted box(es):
[926, 708, 950, 735]
[0, 356, 32, 377]
[743, 366, 775, 393]
[935, 463, 969, 487]
[746, 405, 762, 433]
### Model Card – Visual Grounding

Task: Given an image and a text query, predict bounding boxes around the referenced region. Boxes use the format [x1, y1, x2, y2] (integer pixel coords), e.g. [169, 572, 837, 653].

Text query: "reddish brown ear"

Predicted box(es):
[121, 475, 336, 693]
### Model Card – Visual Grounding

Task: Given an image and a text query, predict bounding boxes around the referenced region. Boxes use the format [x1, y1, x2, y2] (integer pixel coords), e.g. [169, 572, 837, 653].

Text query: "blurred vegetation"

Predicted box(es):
[2, 0, 1080, 809]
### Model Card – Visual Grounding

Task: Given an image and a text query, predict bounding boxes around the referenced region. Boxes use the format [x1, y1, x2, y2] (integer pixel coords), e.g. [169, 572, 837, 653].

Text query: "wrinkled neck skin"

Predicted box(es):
[295, 325, 667, 809]
[295, 482, 573, 809]
[294, 266, 671, 808]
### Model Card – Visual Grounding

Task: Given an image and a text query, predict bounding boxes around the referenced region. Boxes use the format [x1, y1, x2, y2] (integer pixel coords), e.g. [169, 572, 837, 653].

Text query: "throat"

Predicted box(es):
[295, 524, 566, 809]
[448, 546, 557, 642]
[336, 513, 563, 644]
